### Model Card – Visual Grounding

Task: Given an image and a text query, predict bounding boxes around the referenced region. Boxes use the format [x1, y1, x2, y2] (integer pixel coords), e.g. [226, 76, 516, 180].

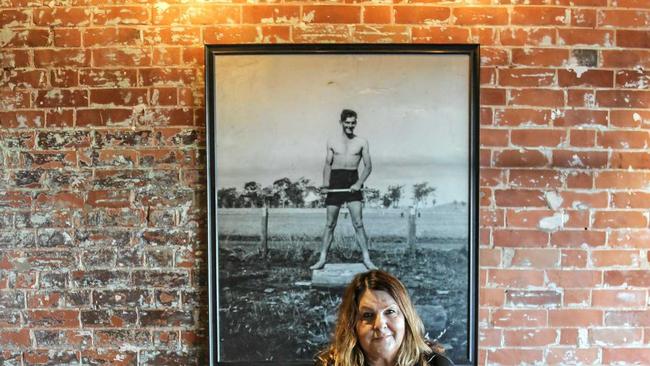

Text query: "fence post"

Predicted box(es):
[260, 206, 268, 257]
[407, 206, 416, 252]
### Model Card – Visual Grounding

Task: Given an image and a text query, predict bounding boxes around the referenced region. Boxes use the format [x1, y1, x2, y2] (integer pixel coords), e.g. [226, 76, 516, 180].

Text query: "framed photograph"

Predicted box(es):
[205, 44, 479, 366]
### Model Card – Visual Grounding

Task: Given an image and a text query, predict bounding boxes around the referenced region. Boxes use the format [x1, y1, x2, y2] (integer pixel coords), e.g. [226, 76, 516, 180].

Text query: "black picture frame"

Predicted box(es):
[205, 44, 480, 366]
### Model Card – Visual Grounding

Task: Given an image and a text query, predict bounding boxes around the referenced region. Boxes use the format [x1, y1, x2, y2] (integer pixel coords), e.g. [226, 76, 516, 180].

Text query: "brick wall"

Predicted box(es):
[1, 1, 649, 365]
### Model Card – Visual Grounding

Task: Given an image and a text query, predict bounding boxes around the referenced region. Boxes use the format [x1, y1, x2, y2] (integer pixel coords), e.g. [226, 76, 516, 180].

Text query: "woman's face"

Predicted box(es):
[355, 289, 406, 365]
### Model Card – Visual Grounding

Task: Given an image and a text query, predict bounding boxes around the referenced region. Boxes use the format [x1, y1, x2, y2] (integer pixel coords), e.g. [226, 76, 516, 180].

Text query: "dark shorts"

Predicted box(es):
[325, 169, 363, 206]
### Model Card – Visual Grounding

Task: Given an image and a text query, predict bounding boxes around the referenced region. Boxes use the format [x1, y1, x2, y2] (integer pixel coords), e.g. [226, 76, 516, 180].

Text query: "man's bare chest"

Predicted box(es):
[331, 141, 362, 156]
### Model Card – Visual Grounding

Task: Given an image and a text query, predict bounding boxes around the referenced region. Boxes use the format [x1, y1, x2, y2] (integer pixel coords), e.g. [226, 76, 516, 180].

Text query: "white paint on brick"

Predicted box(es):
[155, 1, 170, 12]
[538, 212, 567, 232]
[0, 28, 15, 47]
[571, 201, 589, 210]
[578, 328, 589, 348]
[545, 191, 563, 210]
[303, 10, 315, 23]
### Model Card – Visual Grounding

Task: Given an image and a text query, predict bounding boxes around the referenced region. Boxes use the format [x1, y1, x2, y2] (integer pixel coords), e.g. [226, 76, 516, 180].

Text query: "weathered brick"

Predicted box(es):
[33, 330, 92, 348]
[81, 309, 137, 328]
[70, 270, 130, 287]
[132, 270, 189, 287]
[140, 309, 194, 327]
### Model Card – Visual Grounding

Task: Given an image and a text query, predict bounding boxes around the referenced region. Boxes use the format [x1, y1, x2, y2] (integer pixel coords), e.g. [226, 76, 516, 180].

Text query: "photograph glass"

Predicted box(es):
[206, 44, 479, 366]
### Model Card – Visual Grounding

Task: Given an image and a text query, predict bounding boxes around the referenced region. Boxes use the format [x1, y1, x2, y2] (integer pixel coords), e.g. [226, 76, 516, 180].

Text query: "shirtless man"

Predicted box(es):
[310, 109, 377, 270]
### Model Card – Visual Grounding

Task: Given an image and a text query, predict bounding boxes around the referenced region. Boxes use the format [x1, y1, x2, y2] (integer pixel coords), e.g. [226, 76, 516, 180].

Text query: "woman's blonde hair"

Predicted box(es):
[316, 270, 434, 366]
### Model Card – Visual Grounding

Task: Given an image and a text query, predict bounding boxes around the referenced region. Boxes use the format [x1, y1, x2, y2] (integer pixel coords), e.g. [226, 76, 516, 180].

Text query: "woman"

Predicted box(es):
[315, 270, 454, 366]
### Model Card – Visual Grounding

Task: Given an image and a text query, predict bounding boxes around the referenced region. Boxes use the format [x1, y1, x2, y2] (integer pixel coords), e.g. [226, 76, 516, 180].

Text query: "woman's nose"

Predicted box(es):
[373, 313, 387, 329]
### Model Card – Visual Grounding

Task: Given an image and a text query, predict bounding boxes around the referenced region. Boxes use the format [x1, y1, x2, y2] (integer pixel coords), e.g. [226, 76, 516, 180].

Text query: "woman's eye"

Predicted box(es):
[362, 312, 373, 320]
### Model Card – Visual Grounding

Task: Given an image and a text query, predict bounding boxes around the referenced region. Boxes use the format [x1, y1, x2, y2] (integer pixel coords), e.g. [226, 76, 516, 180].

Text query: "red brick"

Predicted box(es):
[0, 50, 30, 68]
[495, 108, 551, 126]
[498, 68, 555, 87]
[83, 27, 141, 47]
[603, 348, 650, 364]
[557, 69, 614, 88]
[480, 88, 506, 105]
[53, 28, 81, 47]
[453, 7, 508, 25]
[302, 5, 361, 23]
[592, 290, 646, 308]
[554, 109, 608, 127]
[152, 47, 181, 66]
[479, 329, 502, 347]
[611, 152, 650, 169]
[34, 7, 91, 26]
[494, 149, 549, 168]
[512, 48, 570, 67]
[0, 29, 50, 47]
[511, 129, 566, 147]
[613, 0, 650, 7]
[87, 190, 131, 208]
[35, 192, 84, 209]
[511, 248, 560, 268]
[558, 191, 608, 209]
[567, 89, 596, 107]
[1, 69, 47, 89]
[596, 171, 650, 189]
[616, 69, 650, 89]
[593, 211, 648, 229]
[509, 169, 562, 189]
[34, 49, 90, 68]
[491, 309, 547, 327]
[411, 27, 469, 44]
[394, 6, 449, 24]
[480, 47, 509, 66]
[51, 69, 79, 88]
[45, 109, 74, 128]
[90, 89, 147, 107]
[479, 168, 505, 187]
[143, 27, 201, 46]
[493, 229, 548, 247]
[616, 29, 650, 48]
[606, 311, 650, 327]
[480, 128, 508, 147]
[558, 28, 614, 46]
[590, 328, 643, 348]
[0, 329, 31, 347]
[24, 350, 79, 364]
[597, 90, 650, 108]
[572, 8, 597, 27]
[204, 25, 290, 44]
[509, 89, 564, 107]
[605, 270, 650, 287]
[566, 171, 593, 189]
[569, 129, 596, 147]
[495, 189, 546, 207]
[92, 48, 152, 67]
[546, 348, 600, 365]
[506, 290, 562, 307]
[609, 230, 650, 248]
[568, 288, 593, 306]
[488, 269, 544, 288]
[182, 47, 203, 66]
[499, 28, 556, 46]
[0, 9, 30, 27]
[93, 6, 149, 25]
[0, 111, 44, 129]
[613, 192, 650, 209]
[35, 90, 88, 108]
[480, 149, 491, 167]
[471, 27, 496, 45]
[549, 309, 602, 327]
[551, 230, 606, 248]
[487, 349, 544, 365]
[506, 209, 559, 228]
[547, 269, 602, 288]
[602, 49, 650, 68]
[504, 329, 557, 347]
[512, 6, 568, 25]
[552, 150, 607, 168]
[598, 9, 650, 27]
[152, 4, 240, 25]
[25, 310, 80, 328]
[480, 248, 501, 267]
[242, 5, 300, 24]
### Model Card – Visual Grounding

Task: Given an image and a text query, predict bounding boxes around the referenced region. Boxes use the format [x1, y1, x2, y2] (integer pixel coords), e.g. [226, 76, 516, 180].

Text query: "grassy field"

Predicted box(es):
[217, 205, 468, 242]
[217, 205, 470, 364]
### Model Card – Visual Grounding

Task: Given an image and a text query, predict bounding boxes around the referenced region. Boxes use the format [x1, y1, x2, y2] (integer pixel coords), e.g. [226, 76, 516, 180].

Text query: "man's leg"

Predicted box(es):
[347, 201, 377, 270]
[310, 205, 340, 270]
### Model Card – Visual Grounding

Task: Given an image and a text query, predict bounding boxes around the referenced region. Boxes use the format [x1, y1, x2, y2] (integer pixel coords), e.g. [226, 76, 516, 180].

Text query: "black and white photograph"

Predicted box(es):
[206, 44, 479, 366]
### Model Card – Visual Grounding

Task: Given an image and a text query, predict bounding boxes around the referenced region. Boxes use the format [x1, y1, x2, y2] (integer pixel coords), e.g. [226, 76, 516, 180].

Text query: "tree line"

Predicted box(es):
[217, 177, 437, 209]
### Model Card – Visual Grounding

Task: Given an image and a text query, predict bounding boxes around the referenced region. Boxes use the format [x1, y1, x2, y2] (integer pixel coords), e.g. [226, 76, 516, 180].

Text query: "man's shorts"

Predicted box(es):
[325, 169, 363, 206]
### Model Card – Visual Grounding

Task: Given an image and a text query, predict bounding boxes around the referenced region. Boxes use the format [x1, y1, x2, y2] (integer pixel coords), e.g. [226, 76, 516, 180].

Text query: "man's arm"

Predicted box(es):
[322, 140, 334, 188]
[351, 139, 372, 191]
